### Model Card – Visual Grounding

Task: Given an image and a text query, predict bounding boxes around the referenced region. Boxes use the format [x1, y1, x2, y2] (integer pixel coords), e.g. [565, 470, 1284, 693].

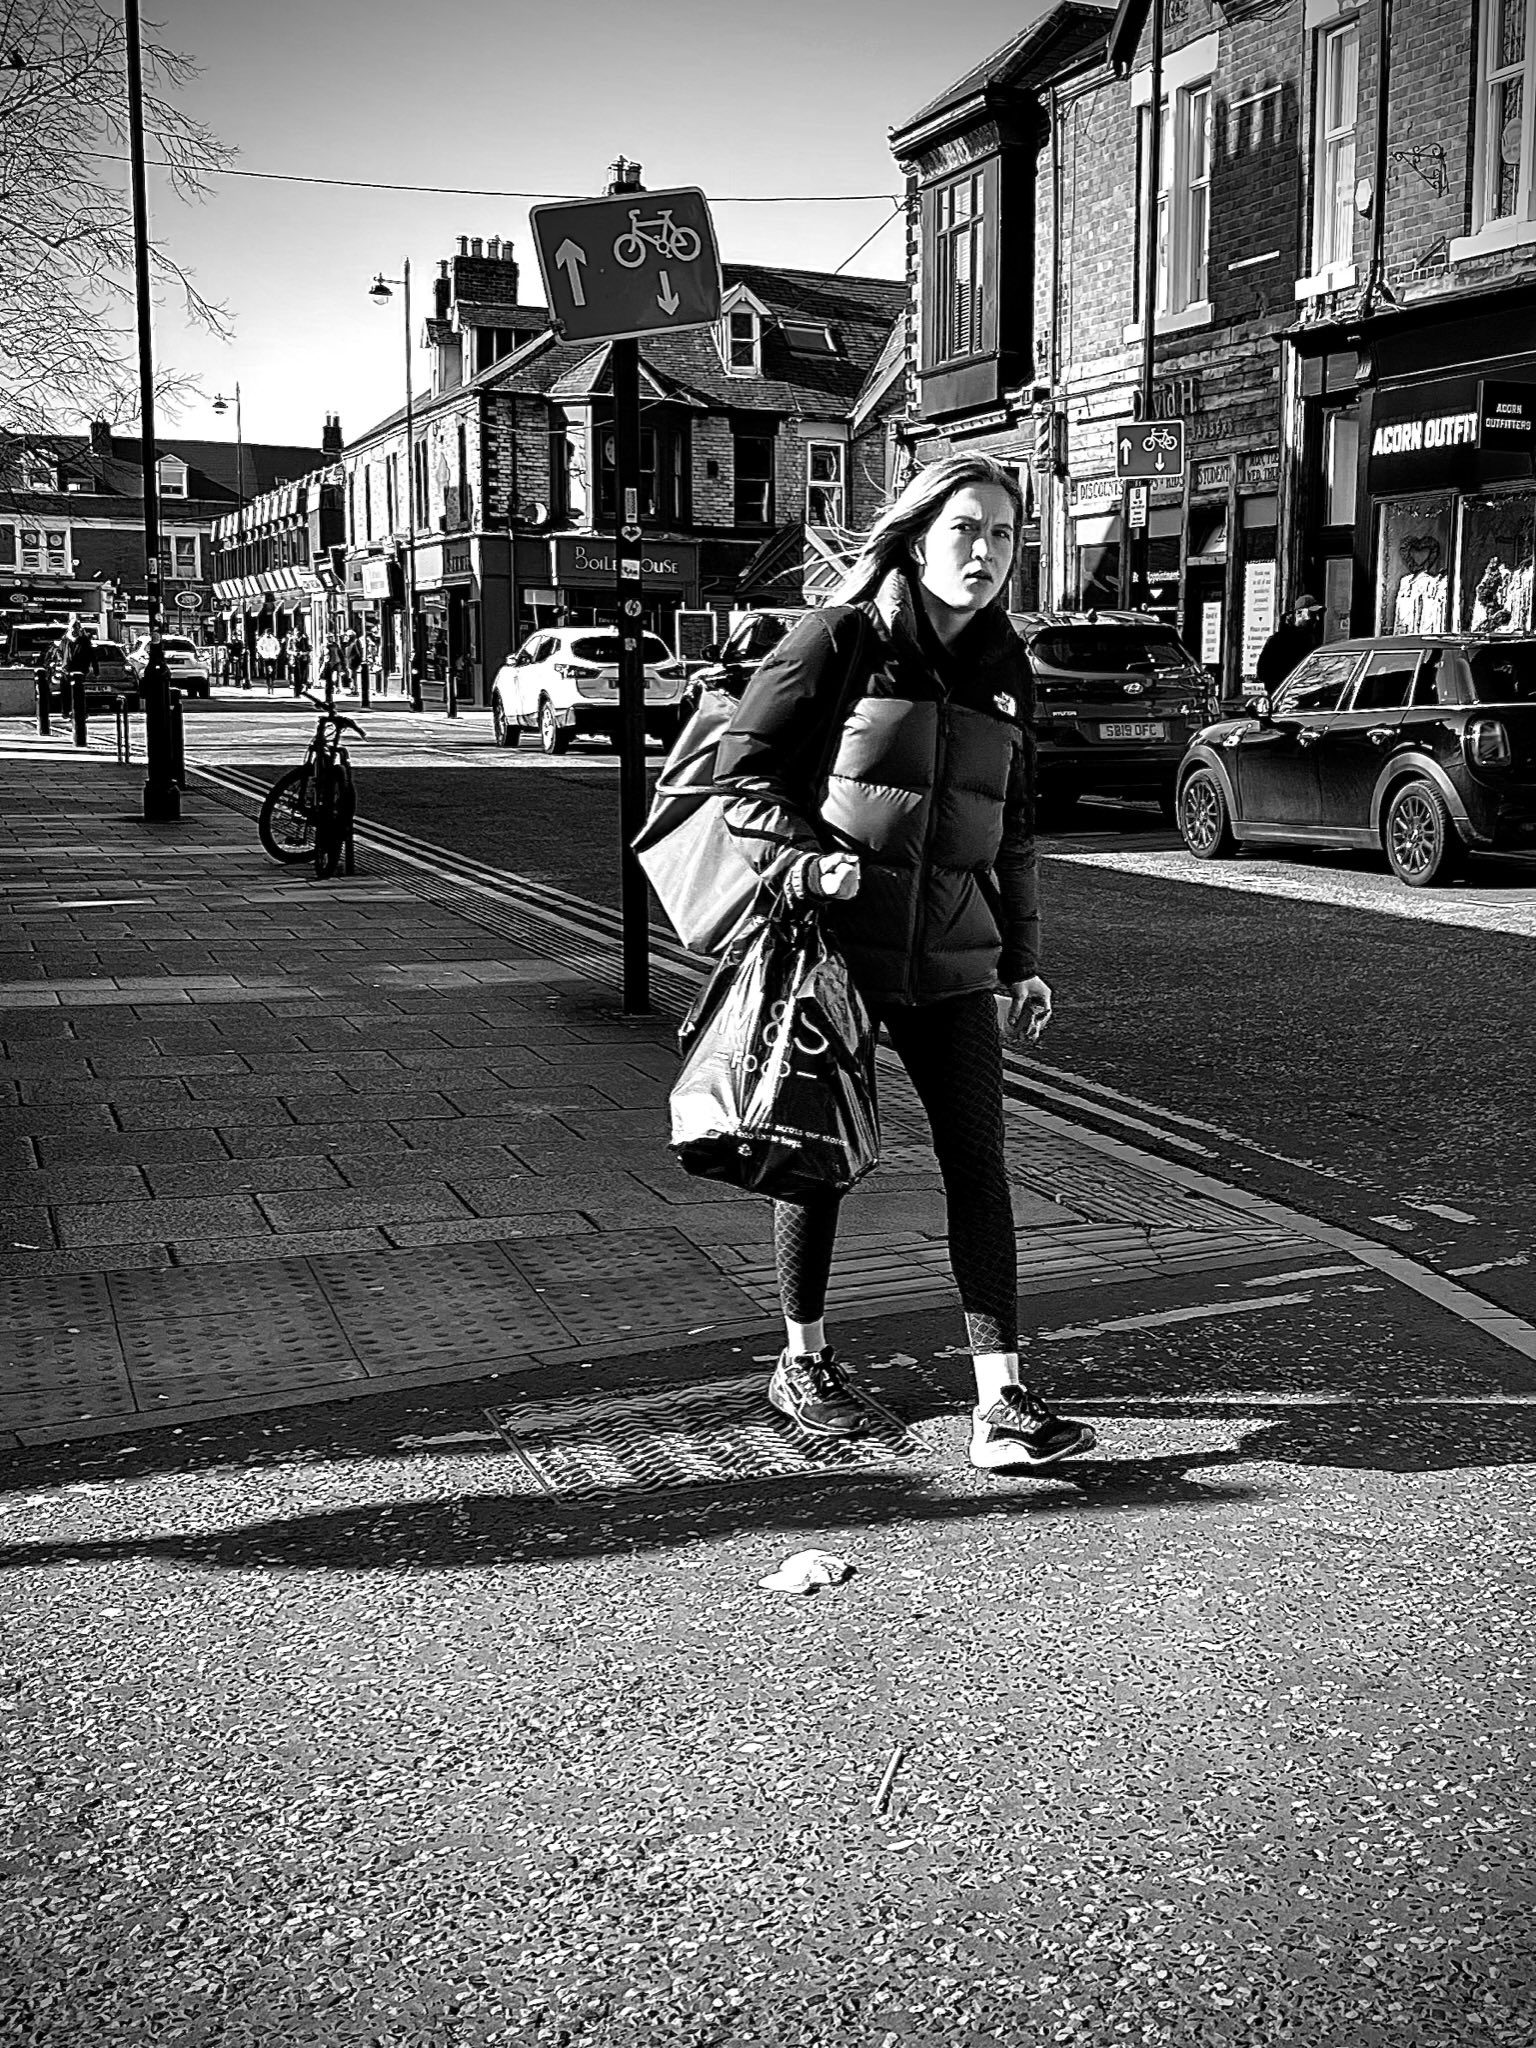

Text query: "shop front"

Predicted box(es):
[514, 535, 701, 650]
[1364, 375, 1536, 637]
[412, 534, 479, 706]
[1289, 286, 1536, 644]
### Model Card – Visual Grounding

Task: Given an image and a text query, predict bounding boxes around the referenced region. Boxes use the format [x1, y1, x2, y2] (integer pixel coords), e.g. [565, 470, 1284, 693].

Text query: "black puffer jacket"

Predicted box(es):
[714, 568, 1039, 1007]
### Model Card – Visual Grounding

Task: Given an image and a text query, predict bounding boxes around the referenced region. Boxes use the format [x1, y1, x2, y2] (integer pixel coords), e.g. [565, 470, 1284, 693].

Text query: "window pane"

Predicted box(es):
[1324, 411, 1359, 525]
[1498, 0, 1526, 68]
[1494, 76, 1525, 218]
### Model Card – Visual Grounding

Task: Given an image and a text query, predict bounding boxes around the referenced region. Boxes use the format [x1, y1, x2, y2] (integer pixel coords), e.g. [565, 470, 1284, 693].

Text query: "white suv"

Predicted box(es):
[128, 633, 212, 698]
[490, 628, 687, 753]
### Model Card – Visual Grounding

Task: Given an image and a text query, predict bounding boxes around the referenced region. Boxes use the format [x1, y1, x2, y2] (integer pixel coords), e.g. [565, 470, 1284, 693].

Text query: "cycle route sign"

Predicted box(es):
[530, 187, 722, 345]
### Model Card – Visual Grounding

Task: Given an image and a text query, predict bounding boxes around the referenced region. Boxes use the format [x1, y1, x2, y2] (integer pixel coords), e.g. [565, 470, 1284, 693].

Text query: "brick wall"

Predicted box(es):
[692, 415, 734, 526]
[481, 394, 517, 526]
[512, 399, 550, 520]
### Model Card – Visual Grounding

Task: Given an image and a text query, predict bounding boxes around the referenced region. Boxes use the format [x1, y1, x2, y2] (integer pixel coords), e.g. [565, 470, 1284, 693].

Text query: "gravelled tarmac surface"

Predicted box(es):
[5, 1278, 1533, 2047]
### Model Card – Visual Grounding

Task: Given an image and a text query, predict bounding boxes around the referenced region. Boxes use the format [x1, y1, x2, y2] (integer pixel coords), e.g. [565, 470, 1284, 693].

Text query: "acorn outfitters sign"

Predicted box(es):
[1367, 376, 1536, 487]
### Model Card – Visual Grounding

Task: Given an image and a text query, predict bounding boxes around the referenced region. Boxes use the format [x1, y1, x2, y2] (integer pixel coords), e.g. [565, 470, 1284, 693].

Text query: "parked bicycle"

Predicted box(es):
[257, 693, 363, 879]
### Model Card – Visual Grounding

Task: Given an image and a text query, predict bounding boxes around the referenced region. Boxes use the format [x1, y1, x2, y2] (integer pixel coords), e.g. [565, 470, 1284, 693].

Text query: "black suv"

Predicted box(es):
[1008, 611, 1211, 818]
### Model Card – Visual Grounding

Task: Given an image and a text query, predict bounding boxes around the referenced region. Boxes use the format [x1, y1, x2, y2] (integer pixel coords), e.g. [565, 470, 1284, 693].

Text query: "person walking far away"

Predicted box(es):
[60, 616, 99, 704]
[1255, 591, 1324, 691]
[714, 453, 1097, 1475]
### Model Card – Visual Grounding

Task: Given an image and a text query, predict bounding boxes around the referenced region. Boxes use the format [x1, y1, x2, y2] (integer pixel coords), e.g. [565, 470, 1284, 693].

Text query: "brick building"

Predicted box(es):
[893, 0, 1309, 702]
[1284, 0, 1536, 645]
[0, 421, 324, 648]
[336, 231, 905, 706]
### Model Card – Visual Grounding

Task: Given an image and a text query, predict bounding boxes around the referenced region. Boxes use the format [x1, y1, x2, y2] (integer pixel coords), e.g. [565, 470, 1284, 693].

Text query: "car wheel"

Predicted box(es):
[492, 699, 520, 748]
[539, 698, 570, 755]
[1384, 778, 1463, 887]
[1037, 786, 1081, 829]
[1178, 766, 1237, 860]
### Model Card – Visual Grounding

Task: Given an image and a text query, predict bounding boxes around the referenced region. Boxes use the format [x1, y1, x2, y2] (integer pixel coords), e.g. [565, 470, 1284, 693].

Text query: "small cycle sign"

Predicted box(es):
[531, 186, 721, 344]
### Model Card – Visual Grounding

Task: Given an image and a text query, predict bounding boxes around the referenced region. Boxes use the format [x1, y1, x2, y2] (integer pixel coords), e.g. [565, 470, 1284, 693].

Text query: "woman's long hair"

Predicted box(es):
[830, 453, 1025, 606]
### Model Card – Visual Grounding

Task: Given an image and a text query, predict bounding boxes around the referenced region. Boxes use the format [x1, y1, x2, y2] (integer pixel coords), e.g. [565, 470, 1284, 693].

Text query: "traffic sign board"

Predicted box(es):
[1115, 419, 1187, 480]
[530, 187, 722, 345]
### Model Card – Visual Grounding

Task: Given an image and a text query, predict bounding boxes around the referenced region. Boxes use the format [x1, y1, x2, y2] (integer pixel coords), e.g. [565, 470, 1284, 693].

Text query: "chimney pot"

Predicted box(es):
[488, 236, 500, 260]
[438, 259, 449, 278]
[90, 419, 113, 457]
[471, 237, 484, 257]
[457, 236, 468, 256]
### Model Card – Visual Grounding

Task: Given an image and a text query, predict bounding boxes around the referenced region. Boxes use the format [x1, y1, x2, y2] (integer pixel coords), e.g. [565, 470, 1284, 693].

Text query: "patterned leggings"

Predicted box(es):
[773, 987, 1017, 1354]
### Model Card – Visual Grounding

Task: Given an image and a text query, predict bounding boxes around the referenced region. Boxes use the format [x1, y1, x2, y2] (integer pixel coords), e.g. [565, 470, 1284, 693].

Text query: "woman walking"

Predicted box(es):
[715, 454, 1096, 1474]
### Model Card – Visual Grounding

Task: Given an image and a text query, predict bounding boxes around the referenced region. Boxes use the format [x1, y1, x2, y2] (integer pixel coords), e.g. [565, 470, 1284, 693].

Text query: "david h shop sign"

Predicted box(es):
[1368, 376, 1536, 489]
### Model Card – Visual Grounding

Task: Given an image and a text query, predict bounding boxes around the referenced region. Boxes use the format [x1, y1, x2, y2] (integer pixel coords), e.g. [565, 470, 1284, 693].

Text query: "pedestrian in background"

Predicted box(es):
[1255, 592, 1324, 691]
[292, 625, 311, 694]
[255, 627, 279, 688]
[715, 453, 1097, 1476]
[345, 628, 363, 697]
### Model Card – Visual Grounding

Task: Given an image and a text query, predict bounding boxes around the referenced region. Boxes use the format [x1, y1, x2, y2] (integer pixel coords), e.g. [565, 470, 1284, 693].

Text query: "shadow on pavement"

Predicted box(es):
[1, 1395, 1532, 1574]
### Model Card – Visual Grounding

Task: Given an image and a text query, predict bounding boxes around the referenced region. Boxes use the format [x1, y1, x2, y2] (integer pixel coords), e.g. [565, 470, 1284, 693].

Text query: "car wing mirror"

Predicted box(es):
[700, 642, 720, 661]
[1245, 693, 1272, 722]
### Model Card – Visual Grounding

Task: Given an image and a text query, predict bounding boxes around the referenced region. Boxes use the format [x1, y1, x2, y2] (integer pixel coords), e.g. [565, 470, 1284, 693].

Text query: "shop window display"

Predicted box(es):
[1375, 496, 1453, 634]
[1459, 493, 1536, 632]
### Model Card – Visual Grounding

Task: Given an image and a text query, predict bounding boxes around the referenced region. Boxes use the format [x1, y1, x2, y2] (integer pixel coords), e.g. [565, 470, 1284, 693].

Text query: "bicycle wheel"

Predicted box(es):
[668, 226, 701, 260]
[613, 231, 646, 269]
[258, 766, 317, 863]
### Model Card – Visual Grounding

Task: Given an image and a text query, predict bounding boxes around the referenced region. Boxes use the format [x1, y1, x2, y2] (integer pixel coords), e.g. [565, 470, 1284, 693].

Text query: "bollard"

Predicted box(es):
[360, 667, 371, 710]
[35, 667, 51, 736]
[71, 674, 88, 748]
[168, 689, 185, 788]
[114, 694, 131, 764]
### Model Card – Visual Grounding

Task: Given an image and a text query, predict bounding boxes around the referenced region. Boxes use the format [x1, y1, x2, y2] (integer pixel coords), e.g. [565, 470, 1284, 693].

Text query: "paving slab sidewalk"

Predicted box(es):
[0, 734, 1312, 1447]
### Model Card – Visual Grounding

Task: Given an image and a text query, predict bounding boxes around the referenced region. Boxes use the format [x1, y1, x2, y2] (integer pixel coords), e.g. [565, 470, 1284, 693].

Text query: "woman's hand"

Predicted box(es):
[809, 852, 862, 901]
[1002, 975, 1053, 1044]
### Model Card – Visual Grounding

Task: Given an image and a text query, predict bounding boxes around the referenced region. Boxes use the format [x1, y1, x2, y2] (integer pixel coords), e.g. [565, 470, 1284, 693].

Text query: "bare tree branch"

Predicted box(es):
[0, 0, 232, 445]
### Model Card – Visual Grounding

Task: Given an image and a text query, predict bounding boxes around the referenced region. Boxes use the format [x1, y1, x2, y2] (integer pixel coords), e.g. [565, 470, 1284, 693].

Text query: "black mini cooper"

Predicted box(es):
[1175, 635, 1536, 886]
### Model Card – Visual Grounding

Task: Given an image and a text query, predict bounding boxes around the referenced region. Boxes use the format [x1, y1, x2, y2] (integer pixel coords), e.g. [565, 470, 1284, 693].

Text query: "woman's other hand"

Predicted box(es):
[810, 852, 862, 901]
[1002, 975, 1053, 1044]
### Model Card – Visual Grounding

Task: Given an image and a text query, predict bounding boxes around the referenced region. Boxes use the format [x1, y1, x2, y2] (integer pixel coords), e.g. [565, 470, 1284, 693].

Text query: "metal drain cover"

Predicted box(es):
[485, 1372, 928, 1501]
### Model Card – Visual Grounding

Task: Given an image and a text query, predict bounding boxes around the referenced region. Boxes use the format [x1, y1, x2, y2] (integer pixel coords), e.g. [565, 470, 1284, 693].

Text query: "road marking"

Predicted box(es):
[1448, 1253, 1530, 1275]
[1042, 1293, 1314, 1341]
[1244, 1263, 1361, 1285]
[1370, 1215, 1417, 1232]
[1407, 1201, 1477, 1223]
[1048, 846, 1536, 938]
[1023, 1102, 1536, 1370]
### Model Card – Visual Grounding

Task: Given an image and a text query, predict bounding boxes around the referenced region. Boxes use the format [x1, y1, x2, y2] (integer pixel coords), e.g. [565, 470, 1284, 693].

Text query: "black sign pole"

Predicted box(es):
[125, 0, 179, 822]
[612, 335, 650, 1014]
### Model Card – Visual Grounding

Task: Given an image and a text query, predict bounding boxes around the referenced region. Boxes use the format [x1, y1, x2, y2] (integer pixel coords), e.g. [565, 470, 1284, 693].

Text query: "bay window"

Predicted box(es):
[805, 442, 845, 526]
[933, 171, 985, 362]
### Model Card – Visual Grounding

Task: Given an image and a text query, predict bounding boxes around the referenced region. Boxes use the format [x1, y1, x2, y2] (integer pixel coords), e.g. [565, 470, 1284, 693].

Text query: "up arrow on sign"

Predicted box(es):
[554, 239, 588, 307]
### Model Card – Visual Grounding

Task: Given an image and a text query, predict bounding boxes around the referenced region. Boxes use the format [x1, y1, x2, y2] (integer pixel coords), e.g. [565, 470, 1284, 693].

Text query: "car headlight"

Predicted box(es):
[1467, 717, 1512, 767]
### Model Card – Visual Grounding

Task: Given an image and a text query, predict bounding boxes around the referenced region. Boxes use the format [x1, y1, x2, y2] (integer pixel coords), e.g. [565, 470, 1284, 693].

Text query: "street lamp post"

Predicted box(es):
[211, 384, 244, 685]
[369, 262, 420, 712]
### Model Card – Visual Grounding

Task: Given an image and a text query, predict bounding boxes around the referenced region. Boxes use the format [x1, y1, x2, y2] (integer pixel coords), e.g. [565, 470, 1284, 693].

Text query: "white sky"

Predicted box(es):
[138, 0, 1062, 451]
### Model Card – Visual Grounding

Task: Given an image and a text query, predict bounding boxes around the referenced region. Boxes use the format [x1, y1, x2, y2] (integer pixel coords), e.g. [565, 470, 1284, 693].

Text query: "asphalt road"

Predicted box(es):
[200, 706, 1536, 1332]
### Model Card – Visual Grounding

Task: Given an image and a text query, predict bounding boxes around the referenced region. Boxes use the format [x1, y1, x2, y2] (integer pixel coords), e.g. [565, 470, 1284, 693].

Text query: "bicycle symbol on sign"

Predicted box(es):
[1143, 426, 1179, 451]
[612, 208, 702, 269]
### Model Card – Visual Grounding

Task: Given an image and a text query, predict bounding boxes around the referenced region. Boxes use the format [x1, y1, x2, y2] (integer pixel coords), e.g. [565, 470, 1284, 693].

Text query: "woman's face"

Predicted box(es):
[913, 483, 1017, 617]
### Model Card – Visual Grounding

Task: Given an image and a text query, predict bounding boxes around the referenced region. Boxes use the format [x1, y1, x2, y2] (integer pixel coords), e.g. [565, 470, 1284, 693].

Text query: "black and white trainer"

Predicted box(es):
[767, 1347, 867, 1438]
[969, 1384, 1096, 1472]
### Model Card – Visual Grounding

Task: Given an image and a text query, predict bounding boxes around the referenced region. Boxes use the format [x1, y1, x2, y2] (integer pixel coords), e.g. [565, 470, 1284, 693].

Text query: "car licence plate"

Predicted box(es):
[1099, 721, 1166, 741]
